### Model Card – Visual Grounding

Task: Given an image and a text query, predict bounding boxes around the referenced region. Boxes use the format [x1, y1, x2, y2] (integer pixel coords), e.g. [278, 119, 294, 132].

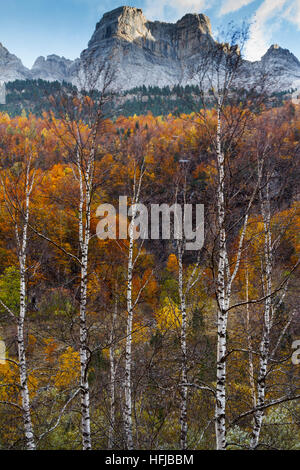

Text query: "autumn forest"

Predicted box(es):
[0, 53, 299, 453]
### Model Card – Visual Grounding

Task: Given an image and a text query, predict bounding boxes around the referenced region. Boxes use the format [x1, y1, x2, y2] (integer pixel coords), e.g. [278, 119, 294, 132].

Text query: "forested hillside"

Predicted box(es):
[0, 79, 295, 118]
[0, 98, 299, 450]
[1, 0, 300, 454]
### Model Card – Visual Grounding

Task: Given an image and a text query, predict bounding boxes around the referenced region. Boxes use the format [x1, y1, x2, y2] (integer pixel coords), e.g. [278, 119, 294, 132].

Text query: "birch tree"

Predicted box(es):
[0, 146, 36, 450]
[249, 130, 299, 449]
[175, 163, 203, 450]
[124, 152, 146, 450]
[34, 59, 115, 450]
[111, 125, 154, 449]
[227, 111, 300, 448]
[108, 288, 118, 449]
[190, 28, 269, 449]
[177, 239, 188, 449]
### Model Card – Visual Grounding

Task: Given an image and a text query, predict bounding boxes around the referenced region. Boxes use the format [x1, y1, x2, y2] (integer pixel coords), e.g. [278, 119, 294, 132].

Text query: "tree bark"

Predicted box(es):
[108, 295, 117, 449]
[245, 265, 256, 409]
[215, 99, 229, 451]
[124, 208, 135, 450]
[17, 165, 36, 450]
[77, 150, 93, 451]
[178, 242, 188, 450]
[250, 181, 272, 449]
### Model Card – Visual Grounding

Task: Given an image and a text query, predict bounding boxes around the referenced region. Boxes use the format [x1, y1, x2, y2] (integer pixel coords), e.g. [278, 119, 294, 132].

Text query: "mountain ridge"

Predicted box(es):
[0, 6, 299, 91]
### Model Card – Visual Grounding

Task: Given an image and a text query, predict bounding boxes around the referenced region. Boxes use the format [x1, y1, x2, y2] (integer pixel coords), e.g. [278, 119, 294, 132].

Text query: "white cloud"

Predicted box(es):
[144, 0, 209, 21]
[283, 0, 300, 29]
[142, 0, 299, 62]
[219, 0, 256, 16]
[244, 0, 289, 61]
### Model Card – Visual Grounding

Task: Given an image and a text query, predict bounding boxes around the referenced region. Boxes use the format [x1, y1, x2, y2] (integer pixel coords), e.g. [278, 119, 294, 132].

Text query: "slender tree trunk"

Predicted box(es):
[123, 158, 145, 450]
[215, 100, 229, 451]
[250, 184, 272, 449]
[178, 242, 188, 450]
[77, 153, 92, 450]
[17, 176, 36, 450]
[123, 155, 145, 450]
[108, 295, 117, 449]
[15, 168, 36, 450]
[18, 258, 35, 450]
[79, 241, 92, 450]
[215, 301, 228, 451]
[245, 266, 256, 409]
[124, 216, 134, 450]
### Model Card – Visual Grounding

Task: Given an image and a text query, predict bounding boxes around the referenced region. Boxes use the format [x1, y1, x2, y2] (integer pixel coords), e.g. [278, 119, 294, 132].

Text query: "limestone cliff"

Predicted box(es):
[0, 43, 31, 81]
[81, 6, 215, 88]
[31, 55, 74, 82]
[0, 6, 299, 92]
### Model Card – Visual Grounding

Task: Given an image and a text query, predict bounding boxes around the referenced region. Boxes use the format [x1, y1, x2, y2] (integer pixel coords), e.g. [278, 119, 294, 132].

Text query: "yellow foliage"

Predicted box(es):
[54, 347, 80, 389]
[0, 363, 19, 401]
[27, 334, 37, 355]
[156, 299, 181, 331]
[43, 337, 58, 363]
[166, 254, 178, 274]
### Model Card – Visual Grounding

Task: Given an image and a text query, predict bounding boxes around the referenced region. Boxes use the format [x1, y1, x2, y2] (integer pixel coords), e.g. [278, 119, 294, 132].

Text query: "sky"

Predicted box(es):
[0, 0, 299, 68]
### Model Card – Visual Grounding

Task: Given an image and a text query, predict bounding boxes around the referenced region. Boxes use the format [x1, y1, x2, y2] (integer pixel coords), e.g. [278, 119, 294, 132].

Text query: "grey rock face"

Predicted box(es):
[82, 6, 215, 89]
[79, 6, 300, 91]
[0, 42, 31, 81]
[262, 44, 300, 69]
[239, 44, 300, 90]
[0, 43, 75, 84]
[0, 6, 299, 92]
[260, 45, 300, 89]
[31, 55, 74, 82]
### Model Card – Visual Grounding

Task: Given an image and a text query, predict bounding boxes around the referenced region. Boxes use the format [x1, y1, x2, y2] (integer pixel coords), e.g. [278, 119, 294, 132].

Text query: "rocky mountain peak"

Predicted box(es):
[89, 6, 149, 47]
[0, 42, 30, 81]
[31, 54, 74, 82]
[176, 13, 212, 36]
[0, 7, 299, 92]
[262, 44, 300, 67]
[88, 6, 213, 53]
[84, 6, 216, 88]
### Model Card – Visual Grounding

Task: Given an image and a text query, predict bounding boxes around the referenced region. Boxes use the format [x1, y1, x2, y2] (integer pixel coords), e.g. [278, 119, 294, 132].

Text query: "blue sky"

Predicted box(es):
[0, 0, 299, 68]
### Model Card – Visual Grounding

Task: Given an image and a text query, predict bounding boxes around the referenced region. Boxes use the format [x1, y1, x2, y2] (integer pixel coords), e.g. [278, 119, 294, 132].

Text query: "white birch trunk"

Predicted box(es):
[79, 241, 92, 450]
[245, 266, 256, 409]
[123, 159, 145, 450]
[213, 93, 252, 450]
[18, 254, 35, 450]
[178, 242, 188, 450]
[108, 295, 117, 449]
[17, 165, 36, 450]
[77, 149, 93, 450]
[124, 209, 135, 450]
[250, 184, 272, 449]
[1, 151, 54, 450]
[215, 99, 229, 451]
